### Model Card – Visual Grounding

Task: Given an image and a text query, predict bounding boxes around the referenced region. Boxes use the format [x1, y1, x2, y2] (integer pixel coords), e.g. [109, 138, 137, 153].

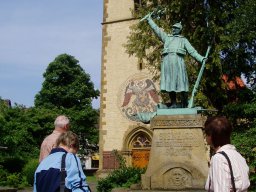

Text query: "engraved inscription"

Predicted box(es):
[151, 119, 202, 128]
[155, 130, 200, 157]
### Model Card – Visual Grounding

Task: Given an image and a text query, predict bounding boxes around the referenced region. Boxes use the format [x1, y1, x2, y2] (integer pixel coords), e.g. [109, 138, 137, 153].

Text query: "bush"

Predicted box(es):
[0, 168, 8, 186]
[22, 158, 39, 186]
[0, 158, 38, 188]
[0, 156, 26, 173]
[5, 172, 29, 189]
[97, 166, 145, 192]
[97, 150, 145, 192]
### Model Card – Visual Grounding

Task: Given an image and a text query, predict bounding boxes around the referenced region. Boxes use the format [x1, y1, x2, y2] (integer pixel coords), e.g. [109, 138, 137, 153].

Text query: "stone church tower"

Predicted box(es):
[99, 0, 160, 174]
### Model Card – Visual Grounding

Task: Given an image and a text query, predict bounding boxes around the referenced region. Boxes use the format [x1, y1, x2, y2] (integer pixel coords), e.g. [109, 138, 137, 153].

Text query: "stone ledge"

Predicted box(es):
[111, 189, 205, 192]
[129, 190, 205, 192]
[0, 187, 17, 192]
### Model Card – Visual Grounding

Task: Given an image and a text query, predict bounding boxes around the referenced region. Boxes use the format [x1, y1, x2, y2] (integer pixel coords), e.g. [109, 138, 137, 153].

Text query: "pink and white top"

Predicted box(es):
[205, 144, 250, 192]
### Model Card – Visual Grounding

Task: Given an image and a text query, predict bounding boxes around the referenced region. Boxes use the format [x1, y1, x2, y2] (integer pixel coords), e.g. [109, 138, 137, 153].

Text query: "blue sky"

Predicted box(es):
[0, 0, 103, 109]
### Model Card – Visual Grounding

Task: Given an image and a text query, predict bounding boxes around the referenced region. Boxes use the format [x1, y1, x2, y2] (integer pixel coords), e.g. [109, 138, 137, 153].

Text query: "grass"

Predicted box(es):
[86, 175, 98, 183]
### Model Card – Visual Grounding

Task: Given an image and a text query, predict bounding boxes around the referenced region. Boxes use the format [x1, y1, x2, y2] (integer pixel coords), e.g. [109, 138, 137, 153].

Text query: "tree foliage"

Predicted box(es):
[223, 100, 256, 190]
[223, 0, 256, 82]
[35, 54, 99, 109]
[0, 53, 100, 187]
[35, 54, 100, 144]
[125, 0, 255, 110]
[0, 100, 59, 173]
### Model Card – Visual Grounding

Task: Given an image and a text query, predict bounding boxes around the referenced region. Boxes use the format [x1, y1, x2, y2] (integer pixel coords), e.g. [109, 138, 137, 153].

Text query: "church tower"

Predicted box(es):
[99, 0, 159, 174]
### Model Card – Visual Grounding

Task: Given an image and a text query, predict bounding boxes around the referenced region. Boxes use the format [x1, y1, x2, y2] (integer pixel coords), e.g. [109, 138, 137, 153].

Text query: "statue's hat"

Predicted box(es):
[172, 22, 182, 30]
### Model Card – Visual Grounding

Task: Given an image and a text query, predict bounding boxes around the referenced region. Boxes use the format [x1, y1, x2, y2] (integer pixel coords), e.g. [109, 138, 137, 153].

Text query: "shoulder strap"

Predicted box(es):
[60, 153, 67, 192]
[72, 154, 92, 192]
[218, 151, 236, 192]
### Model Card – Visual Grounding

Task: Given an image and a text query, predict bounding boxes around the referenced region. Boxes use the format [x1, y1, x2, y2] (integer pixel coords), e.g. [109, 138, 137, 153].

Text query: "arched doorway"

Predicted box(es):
[131, 133, 151, 168]
[123, 126, 152, 168]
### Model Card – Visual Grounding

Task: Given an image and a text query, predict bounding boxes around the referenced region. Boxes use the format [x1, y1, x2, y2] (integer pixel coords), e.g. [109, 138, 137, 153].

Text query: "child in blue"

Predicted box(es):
[34, 131, 90, 192]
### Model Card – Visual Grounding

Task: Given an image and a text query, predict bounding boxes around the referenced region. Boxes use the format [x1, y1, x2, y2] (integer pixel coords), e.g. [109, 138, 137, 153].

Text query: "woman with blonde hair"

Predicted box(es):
[34, 131, 90, 192]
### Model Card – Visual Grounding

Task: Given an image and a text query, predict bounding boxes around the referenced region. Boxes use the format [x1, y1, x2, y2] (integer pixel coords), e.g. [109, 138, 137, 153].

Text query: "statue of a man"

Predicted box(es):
[144, 14, 206, 108]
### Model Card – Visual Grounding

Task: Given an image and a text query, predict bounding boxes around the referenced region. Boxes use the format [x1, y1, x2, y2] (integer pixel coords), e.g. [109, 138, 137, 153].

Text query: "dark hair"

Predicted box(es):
[56, 131, 79, 150]
[204, 116, 232, 148]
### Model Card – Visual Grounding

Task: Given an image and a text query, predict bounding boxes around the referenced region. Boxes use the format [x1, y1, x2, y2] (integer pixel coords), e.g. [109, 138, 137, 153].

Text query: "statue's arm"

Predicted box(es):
[184, 38, 205, 63]
[147, 16, 167, 42]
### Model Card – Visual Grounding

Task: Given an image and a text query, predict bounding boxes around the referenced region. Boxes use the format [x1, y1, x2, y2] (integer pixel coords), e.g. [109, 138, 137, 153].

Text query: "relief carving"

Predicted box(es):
[164, 168, 192, 188]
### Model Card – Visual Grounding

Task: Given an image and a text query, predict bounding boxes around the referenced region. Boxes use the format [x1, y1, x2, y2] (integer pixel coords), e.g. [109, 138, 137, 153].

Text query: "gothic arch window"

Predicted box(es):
[130, 132, 151, 168]
[132, 133, 151, 149]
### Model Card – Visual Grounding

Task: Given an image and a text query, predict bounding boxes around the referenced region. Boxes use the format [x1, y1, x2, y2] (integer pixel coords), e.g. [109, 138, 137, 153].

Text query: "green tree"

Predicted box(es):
[0, 100, 59, 172]
[0, 54, 100, 186]
[125, 0, 255, 110]
[35, 54, 100, 144]
[35, 54, 99, 109]
[0, 99, 72, 187]
[223, 100, 256, 190]
[222, 0, 256, 83]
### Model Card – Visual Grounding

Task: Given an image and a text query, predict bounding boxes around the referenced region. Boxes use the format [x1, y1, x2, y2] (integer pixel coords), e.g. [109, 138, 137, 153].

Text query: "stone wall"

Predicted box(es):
[99, 0, 158, 172]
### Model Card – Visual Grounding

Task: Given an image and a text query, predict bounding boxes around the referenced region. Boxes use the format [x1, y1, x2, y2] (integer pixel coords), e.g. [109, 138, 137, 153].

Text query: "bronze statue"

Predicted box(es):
[141, 13, 207, 108]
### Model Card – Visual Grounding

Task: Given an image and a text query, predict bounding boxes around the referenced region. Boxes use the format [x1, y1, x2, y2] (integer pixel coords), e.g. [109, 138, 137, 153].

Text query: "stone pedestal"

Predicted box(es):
[141, 114, 208, 191]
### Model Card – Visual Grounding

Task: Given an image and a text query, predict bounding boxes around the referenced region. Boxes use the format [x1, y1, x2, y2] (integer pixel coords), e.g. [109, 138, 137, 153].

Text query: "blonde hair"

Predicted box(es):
[56, 131, 79, 150]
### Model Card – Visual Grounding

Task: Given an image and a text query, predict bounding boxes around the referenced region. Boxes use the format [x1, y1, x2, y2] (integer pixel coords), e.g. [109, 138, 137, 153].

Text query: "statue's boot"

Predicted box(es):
[181, 92, 188, 108]
[169, 92, 177, 108]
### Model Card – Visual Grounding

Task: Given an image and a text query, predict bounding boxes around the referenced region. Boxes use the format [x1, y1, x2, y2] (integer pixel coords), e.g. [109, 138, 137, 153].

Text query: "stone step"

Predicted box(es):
[130, 190, 205, 192]
[112, 189, 205, 192]
[0, 187, 17, 192]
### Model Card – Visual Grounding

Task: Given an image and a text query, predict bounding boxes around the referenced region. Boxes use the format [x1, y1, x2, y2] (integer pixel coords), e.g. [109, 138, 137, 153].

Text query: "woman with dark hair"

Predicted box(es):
[205, 116, 250, 191]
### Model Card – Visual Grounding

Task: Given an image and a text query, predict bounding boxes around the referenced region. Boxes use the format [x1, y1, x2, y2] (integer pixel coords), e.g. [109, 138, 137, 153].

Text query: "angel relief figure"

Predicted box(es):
[121, 79, 159, 121]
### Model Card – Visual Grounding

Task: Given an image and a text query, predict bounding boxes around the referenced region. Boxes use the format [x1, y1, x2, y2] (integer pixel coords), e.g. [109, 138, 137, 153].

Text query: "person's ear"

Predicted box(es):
[64, 124, 70, 131]
[206, 135, 212, 145]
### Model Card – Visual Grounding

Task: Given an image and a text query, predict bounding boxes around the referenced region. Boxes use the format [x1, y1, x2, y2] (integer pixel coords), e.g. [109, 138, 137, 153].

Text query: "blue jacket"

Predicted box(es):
[34, 148, 90, 192]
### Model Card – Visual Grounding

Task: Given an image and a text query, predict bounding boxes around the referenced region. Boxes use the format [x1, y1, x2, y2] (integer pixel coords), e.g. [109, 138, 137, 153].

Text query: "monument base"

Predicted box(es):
[157, 107, 200, 115]
[141, 114, 208, 190]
